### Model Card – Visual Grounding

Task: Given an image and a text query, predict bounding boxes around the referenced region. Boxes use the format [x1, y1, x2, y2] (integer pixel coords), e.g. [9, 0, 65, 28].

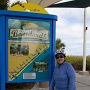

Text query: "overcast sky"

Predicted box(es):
[46, 7, 90, 56]
[9, 0, 90, 56]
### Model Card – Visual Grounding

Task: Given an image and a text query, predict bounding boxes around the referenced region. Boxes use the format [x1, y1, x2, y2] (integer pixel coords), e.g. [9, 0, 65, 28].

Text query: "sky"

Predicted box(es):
[9, 0, 90, 56]
[46, 7, 90, 56]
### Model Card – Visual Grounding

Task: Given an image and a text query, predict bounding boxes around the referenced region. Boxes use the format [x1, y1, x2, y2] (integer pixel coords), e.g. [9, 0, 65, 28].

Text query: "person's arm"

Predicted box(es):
[67, 63, 76, 90]
[49, 73, 55, 90]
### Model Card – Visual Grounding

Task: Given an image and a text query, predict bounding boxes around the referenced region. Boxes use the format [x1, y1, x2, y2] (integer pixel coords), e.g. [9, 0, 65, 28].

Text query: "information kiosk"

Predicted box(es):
[0, 10, 57, 90]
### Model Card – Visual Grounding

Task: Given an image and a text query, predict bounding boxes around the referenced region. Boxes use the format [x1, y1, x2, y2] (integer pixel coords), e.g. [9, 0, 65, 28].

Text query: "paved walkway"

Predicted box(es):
[39, 73, 90, 90]
[76, 73, 90, 90]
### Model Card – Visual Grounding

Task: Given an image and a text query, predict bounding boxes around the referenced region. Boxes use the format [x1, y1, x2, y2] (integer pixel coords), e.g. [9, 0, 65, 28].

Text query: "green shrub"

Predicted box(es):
[0, 2, 7, 9]
[66, 56, 90, 72]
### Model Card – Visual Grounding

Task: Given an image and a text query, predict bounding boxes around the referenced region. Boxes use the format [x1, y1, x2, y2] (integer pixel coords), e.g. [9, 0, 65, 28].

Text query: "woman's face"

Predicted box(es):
[56, 54, 65, 64]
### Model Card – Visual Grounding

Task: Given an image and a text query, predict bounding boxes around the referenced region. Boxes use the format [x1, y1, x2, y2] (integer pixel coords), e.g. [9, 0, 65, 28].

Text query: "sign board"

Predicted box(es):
[7, 18, 50, 82]
[0, 11, 57, 90]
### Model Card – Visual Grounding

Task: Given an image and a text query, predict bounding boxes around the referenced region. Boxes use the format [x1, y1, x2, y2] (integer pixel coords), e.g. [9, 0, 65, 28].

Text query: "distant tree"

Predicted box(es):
[0, 0, 8, 9]
[56, 38, 65, 50]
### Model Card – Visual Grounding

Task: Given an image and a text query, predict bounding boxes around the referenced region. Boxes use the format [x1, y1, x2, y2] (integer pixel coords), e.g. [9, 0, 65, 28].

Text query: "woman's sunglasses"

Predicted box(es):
[56, 56, 64, 59]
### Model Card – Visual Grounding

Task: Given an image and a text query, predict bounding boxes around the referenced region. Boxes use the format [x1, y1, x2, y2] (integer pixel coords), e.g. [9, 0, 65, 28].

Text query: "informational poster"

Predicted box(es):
[8, 19, 50, 82]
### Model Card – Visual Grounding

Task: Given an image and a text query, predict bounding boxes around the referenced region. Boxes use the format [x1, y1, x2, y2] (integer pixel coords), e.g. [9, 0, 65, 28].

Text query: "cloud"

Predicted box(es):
[46, 8, 90, 56]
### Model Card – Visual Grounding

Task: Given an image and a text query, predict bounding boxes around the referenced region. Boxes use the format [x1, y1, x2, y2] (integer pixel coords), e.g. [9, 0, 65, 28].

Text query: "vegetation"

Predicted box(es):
[56, 38, 65, 50]
[66, 56, 90, 72]
[0, 0, 7, 9]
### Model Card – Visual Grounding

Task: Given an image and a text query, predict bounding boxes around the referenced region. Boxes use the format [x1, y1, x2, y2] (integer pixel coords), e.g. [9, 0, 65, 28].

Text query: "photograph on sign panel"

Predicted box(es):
[33, 62, 48, 72]
[10, 44, 29, 56]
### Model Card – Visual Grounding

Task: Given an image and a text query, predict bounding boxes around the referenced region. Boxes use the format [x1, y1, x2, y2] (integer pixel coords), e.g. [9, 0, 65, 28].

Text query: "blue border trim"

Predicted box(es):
[0, 17, 2, 89]
[0, 10, 57, 20]
[49, 20, 52, 83]
[52, 20, 56, 75]
[0, 16, 6, 90]
[49, 20, 56, 82]
[6, 16, 8, 83]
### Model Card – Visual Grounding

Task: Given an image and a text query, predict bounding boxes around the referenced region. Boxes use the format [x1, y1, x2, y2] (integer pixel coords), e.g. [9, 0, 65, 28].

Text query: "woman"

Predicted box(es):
[50, 50, 76, 90]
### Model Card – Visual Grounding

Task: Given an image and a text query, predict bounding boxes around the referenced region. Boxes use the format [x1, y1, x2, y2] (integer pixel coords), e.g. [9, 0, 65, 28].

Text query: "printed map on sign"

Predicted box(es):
[8, 19, 50, 82]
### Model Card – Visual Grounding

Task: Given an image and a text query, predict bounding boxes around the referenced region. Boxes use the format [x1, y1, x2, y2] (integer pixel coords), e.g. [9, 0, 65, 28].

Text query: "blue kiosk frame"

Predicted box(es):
[0, 10, 57, 90]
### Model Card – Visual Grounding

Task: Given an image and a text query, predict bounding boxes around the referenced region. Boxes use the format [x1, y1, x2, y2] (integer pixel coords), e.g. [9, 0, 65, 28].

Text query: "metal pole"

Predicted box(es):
[83, 8, 87, 72]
